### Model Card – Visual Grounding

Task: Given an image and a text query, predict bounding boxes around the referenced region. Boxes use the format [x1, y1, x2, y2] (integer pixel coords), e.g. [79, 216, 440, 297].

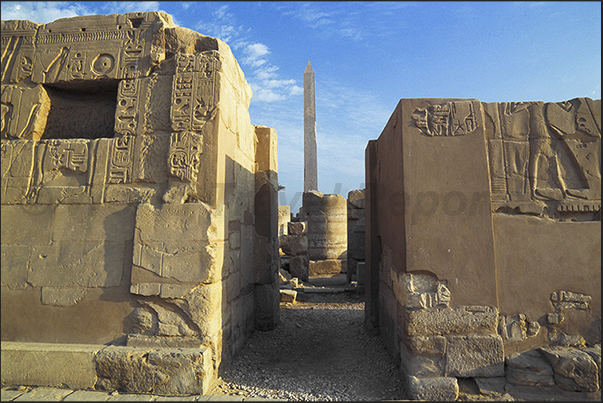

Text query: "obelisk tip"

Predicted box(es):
[304, 60, 313, 73]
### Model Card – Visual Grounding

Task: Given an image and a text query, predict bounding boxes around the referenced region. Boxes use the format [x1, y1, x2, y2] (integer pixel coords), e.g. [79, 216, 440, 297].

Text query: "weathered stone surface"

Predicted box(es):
[406, 375, 459, 401]
[403, 335, 447, 356]
[309, 259, 344, 276]
[394, 271, 451, 310]
[254, 282, 280, 331]
[475, 377, 507, 396]
[289, 255, 309, 281]
[1, 140, 36, 203]
[445, 335, 505, 377]
[287, 221, 306, 236]
[63, 390, 112, 401]
[280, 289, 297, 303]
[280, 233, 308, 256]
[126, 335, 204, 349]
[347, 188, 365, 209]
[12, 387, 73, 401]
[365, 98, 600, 393]
[95, 346, 213, 395]
[550, 290, 592, 311]
[400, 340, 444, 377]
[505, 349, 555, 387]
[29, 241, 125, 287]
[0, 245, 29, 290]
[278, 205, 290, 236]
[1, 342, 100, 389]
[1, 10, 279, 394]
[405, 305, 499, 337]
[303, 61, 317, 192]
[540, 346, 599, 392]
[41, 287, 87, 307]
[301, 191, 347, 262]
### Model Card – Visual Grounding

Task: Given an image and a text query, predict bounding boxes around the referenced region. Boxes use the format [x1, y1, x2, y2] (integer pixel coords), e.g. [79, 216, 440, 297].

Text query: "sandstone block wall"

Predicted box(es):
[1, 12, 279, 394]
[365, 98, 601, 400]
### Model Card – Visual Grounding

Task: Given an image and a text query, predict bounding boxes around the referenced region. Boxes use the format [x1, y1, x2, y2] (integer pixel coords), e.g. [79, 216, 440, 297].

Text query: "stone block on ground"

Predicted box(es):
[309, 259, 345, 277]
[405, 375, 459, 401]
[289, 255, 309, 281]
[95, 345, 214, 396]
[539, 346, 599, 393]
[505, 349, 555, 387]
[280, 289, 297, 303]
[1, 342, 100, 390]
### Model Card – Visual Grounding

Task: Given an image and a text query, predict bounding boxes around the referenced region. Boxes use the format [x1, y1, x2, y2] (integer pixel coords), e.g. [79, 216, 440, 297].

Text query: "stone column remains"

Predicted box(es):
[302, 191, 347, 276]
[304, 61, 318, 192]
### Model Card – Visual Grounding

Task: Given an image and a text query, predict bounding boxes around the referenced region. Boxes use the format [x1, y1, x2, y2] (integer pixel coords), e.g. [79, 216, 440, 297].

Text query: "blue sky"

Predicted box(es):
[2, 1, 601, 212]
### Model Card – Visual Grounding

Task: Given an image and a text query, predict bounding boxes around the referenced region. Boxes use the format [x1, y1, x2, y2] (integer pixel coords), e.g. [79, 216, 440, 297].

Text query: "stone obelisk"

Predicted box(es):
[304, 61, 318, 192]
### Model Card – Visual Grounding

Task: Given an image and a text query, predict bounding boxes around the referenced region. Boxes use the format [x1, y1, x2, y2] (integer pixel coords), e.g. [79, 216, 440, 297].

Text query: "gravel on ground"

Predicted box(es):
[208, 291, 409, 401]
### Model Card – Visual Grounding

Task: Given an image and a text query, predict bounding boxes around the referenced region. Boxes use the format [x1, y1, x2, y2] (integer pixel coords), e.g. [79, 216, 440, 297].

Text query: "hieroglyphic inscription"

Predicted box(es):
[170, 52, 221, 132]
[108, 135, 134, 183]
[168, 132, 203, 182]
[115, 79, 140, 136]
[412, 101, 478, 137]
[44, 140, 88, 173]
[36, 30, 131, 45]
[121, 30, 144, 79]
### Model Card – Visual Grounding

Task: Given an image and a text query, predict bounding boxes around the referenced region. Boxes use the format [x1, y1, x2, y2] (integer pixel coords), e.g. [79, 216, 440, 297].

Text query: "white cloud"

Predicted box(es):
[0, 1, 92, 23]
[100, 2, 160, 14]
[242, 43, 270, 67]
[289, 85, 304, 96]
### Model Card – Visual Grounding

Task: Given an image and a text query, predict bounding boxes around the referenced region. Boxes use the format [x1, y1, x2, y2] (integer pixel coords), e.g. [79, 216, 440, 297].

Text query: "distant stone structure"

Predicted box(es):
[301, 190, 347, 277]
[347, 189, 365, 284]
[303, 61, 317, 192]
[1, 12, 280, 395]
[365, 98, 601, 400]
[278, 204, 290, 236]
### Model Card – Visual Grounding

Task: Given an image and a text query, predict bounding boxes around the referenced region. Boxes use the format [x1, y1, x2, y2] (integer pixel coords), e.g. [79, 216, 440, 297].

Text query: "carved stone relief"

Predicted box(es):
[168, 131, 203, 182]
[412, 101, 479, 137]
[170, 52, 221, 132]
[484, 98, 601, 219]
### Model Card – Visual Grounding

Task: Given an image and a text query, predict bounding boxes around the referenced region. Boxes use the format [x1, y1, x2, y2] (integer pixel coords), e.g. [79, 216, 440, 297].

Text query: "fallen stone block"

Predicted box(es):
[539, 346, 599, 392]
[280, 289, 297, 303]
[505, 349, 555, 387]
[309, 259, 345, 276]
[406, 375, 459, 401]
[95, 345, 214, 396]
[289, 255, 309, 281]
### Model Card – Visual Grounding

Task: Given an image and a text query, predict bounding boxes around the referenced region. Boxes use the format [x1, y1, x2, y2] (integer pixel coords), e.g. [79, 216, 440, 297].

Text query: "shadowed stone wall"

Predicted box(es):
[365, 98, 601, 400]
[1, 12, 279, 395]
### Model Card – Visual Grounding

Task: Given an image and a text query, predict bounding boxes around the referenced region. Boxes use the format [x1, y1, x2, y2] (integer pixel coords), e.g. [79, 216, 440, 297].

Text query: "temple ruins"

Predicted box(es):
[1, 11, 279, 395]
[365, 98, 601, 400]
[1, 10, 600, 401]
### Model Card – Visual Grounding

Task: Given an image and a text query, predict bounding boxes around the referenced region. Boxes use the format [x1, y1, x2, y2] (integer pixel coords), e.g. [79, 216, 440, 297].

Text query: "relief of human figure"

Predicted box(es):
[527, 99, 601, 202]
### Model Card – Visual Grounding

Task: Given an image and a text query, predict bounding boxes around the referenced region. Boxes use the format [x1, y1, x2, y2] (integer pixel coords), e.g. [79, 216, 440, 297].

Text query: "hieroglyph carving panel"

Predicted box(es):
[170, 52, 221, 132]
[412, 101, 479, 137]
[168, 132, 203, 182]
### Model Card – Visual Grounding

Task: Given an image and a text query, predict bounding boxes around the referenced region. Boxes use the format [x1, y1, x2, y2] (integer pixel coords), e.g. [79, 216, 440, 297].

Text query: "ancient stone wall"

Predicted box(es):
[1, 12, 279, 395]
[365, 98, 601, 400]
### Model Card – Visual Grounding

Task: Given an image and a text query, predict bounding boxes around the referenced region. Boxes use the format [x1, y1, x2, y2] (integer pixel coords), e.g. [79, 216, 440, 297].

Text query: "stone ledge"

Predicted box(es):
[1, 342, 215, 396]
[1, 342, 102, 390]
